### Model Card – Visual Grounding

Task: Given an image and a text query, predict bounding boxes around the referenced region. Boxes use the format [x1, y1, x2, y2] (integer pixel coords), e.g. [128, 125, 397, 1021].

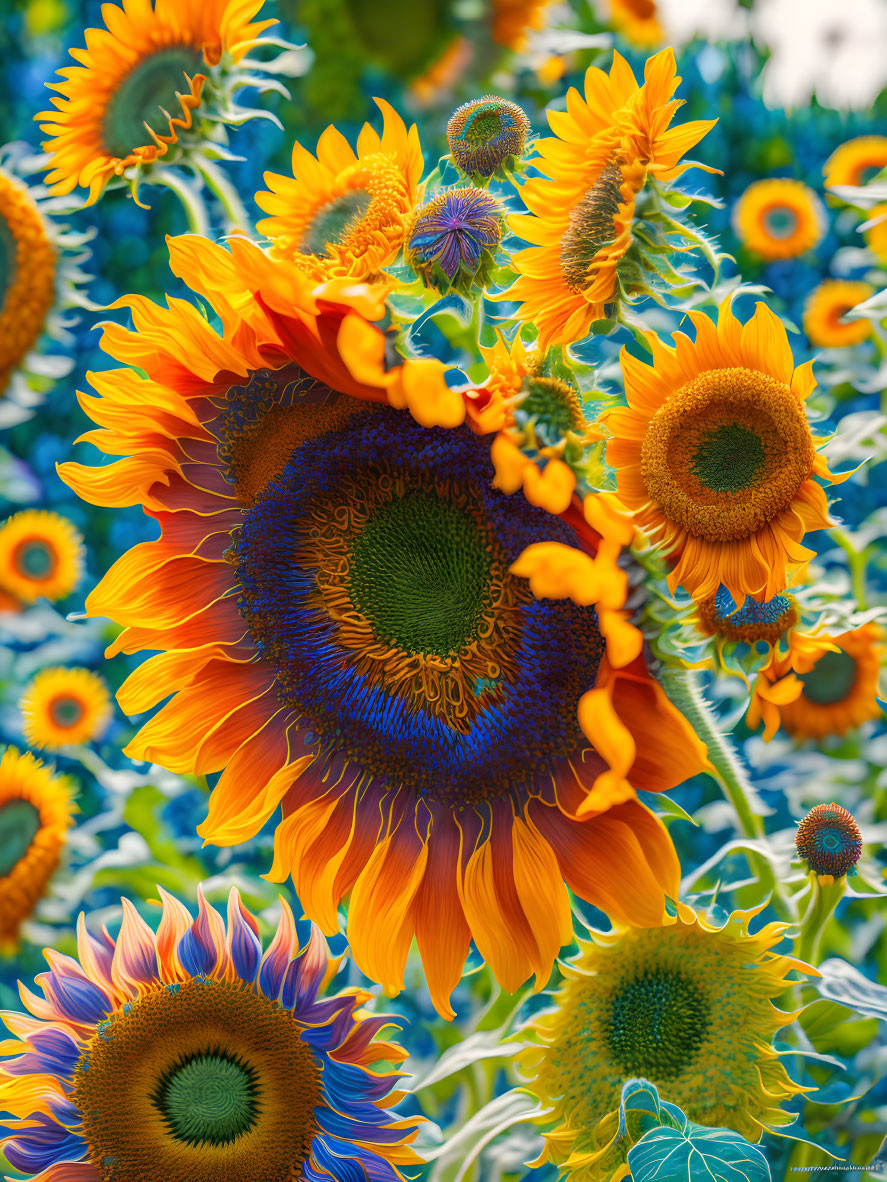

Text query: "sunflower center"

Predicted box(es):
[516, 376, 586, 441]
[763, 206, 798, 240]
[799, 649, 858, 705]
[560, 161, 623, 294]
[300, 189, 374, 257]
[155, 1052, 259, 1147]
[640, 367, 816, 541]
[49, 695, 85, 728]
[348, 492, 494, 657]
[796, 804, 862, 877]
[13, 538, 56, 580]
[102, 47, 203, 159]
[698, 587, 797, 644]
[447, 98, 530, 178]
[0, 799, 41, 877]
[73, 978, 321, 1182]
[608, 968, 710, 1082]
[466, 111, 502, 142]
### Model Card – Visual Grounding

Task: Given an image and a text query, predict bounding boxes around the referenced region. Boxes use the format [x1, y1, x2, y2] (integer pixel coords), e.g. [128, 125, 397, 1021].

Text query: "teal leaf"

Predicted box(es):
[818, 957, 887, 1020]
[628, 1124, 771, 1181]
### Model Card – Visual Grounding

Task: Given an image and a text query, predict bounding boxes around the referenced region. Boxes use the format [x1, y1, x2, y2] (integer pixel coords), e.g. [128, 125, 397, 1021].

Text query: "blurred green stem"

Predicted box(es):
[151, 167, 210, 236]
[193, 157, 251, 233]
[830, 528, 868, 609]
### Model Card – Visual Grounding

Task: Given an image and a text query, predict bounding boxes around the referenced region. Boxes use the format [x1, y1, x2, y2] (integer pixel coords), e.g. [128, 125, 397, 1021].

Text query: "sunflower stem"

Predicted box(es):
[150, 167, 210, 236]
[192, 157, 252, 234]
[795, 872, 846, 967]
[656, 665, 795, 919]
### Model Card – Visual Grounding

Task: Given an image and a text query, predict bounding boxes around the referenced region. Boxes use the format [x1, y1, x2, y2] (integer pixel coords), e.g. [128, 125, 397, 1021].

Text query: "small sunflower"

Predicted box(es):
[608, 0, 663, 47]
[36, 0, 276, 205]
[603, 298, 847, 603]
[21, 667, 113, 751]
[796, 803, 862, 879]
[447, 95, 531, 182]
[405, 186, 505, 294]
[803, 279, 874, 348]
[0, 887, 422, 1181]
[504, 48, 716, 349]
[520, 903, 812, 1180]
[733, 178, 825, 261]
[491, 0, 553, 49]
[255, 99, 423, 280]
[0, 746, 74, 951]
[0, 510, 84, 605]
[748, 624, 884, 742]
[0, 146, 91, 424]
[469, 332, 601, 515]
[824, 135, 887, 189]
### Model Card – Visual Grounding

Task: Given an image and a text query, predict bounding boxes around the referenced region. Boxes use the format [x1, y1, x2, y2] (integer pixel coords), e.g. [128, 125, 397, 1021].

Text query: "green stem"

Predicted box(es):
[150, 167, 210, 235]
[192, 157, 252, 233]
[795, 873, 846, 966]
[830, 528, 868, 609]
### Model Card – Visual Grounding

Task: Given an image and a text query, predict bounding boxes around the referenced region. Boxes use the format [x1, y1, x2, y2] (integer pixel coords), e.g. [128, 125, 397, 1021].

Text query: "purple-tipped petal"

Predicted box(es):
[110, 900, 158, 993]
[226, 887, 262, 984]
[178, 886, 225, 979]
[258, 896, 298, 1001]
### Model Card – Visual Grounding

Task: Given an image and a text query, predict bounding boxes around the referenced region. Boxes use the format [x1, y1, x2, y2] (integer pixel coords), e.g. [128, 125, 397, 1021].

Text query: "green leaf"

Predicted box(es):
[628, 1124, 771, 1181]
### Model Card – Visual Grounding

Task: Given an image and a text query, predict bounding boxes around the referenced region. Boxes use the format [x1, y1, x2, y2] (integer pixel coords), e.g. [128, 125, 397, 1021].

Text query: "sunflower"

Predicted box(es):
[748, 624, 884, 742]
[0, 147, 91, 425]
[36, 0, 276, 205]
[469, 332, 601, 515]
[824, 135, 887, 189]
[608, 0, 663, 47]
[21, 667, 112, 751]
[519, 903, 813, 1180]
[60, 233, 709, 1017]
[0, 510, 84, 605]
[803, 279, 874, 348]
[796, 803, 862, 879]
[255, 100, 423, 281]
[491, 0, 553, 49]
[603, 298, 847, 603]
[447, 95, 531, 182]
[0, 746, 74, 951]
[0, 886, 422, 1181]
[504, 48, 716, 349]
[733, 178, 825, 260]
[404, 186, 505, 294]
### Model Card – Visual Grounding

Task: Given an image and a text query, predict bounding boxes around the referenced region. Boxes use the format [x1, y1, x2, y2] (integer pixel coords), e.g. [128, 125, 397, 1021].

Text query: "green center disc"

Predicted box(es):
[608, 969, 710, 1081]
[155, 1052, 259, 1147]
[347, 491, 494, 657]
[0, 799, 41, 877]
[764, 207, 799, 240]
[517, 376, 585, 439]
[16, 540, 53, 579]
[800, 649, 858, 705]
[300, 190, 373, 257]
[690, 422, 766, 492]
[51, 696, 84, 727]
[102, 47, 203, 159]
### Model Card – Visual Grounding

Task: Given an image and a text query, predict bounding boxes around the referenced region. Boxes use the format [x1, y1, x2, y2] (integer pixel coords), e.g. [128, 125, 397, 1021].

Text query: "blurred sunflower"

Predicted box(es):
[491, 0, 553, 48]
[824, 135, 887, 189]
[0, 510, 84, 606]
[0, 146, 91, 424]
[255, 100, 423, 281]
[748, 624, 884, 742]
[505, 48, 716, 348]
[803, 279, 873, 348]
[0, 747, 74, 951]
[733, 178, 825, 260]
[21, 667, 112, 751]
[0, 886, 422, 1180]
[36, 0, 276, 205]
[60, 234, 709, 1016]
[520, 903, 812, 1180]
[608, 0, 663, 47]
[603, 299, 846, 603]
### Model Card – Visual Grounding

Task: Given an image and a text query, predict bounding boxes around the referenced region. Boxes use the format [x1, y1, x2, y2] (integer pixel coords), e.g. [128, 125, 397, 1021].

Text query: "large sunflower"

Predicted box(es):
[36, 0, 275, 205]
[748, 624, 884, 741]
[603, 298, 846, 603]
[0, 887, 421, 1181]
[0, 747, 74, 951]
[520, 903, 812, 1180]
[60, 234, 708, 1017]
[504, 48, 716, 349]
[255, 100, 423, 281]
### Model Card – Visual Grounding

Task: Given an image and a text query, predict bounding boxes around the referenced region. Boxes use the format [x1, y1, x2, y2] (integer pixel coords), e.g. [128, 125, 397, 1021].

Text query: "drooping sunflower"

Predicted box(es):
[21, 667, 113, 751]
[733, 178, 825, 260]
[803, 279, 874, 348]
[0, 147, 91, 425]
[824, 135, 887, 189]
[603, 298, 847, 603]
[608, 0, 663, 47]
[504, 48, 716, 349]
[748, 624, 884, 742]
[520, 903, 813, 1180]
[0, 746, 74, 951]
[0, 886, 422, 1181]
[255, 100, 423, 281]
[36, 0, 276, 205]
[60, 233, 709, 1017]
[0, 510, 84, 606]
